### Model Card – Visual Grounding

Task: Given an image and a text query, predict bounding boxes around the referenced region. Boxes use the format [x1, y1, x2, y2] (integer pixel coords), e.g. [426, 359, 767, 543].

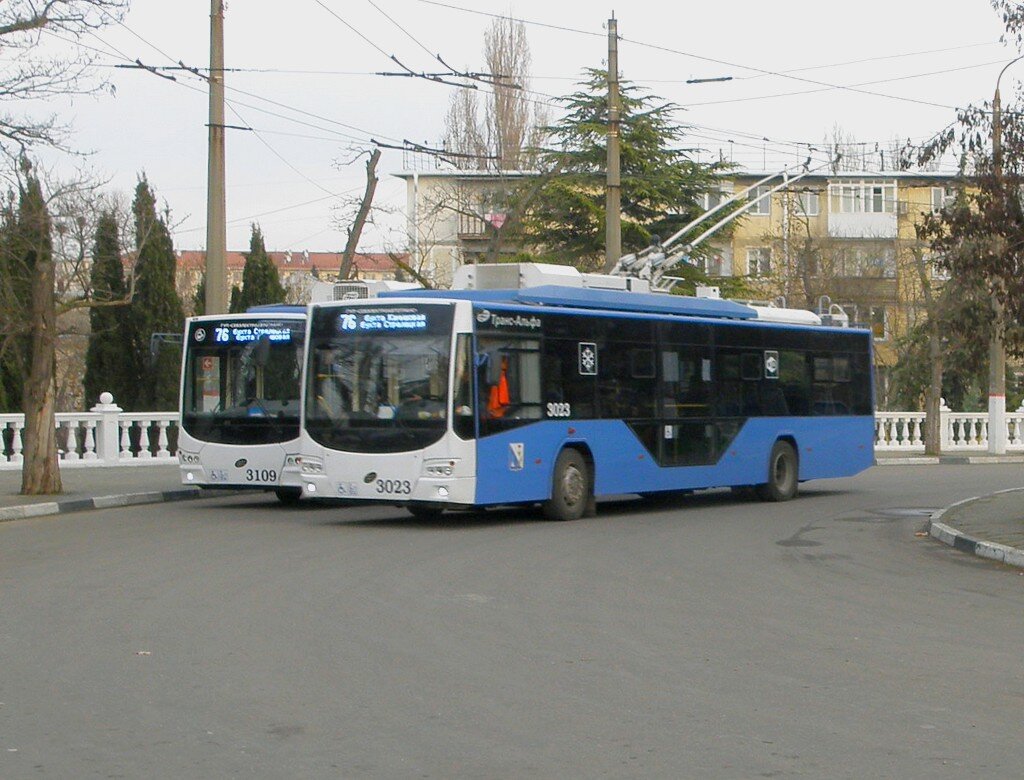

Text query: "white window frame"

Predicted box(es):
[796, 190, 820, 217]
[748, 185, 771, 217]
[746, 246, 772, 277]
[828, 181, 897, 214]
[930, 186, 956, 213]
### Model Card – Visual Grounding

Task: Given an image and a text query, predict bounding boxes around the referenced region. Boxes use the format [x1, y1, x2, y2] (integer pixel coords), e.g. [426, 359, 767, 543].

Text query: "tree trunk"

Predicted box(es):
[339, 148, 380, 281]
[21, 250, 61, 494]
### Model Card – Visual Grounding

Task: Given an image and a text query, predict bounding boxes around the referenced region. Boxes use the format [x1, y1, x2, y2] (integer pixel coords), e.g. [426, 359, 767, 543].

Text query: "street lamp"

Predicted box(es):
[987, 54, 1024, 454]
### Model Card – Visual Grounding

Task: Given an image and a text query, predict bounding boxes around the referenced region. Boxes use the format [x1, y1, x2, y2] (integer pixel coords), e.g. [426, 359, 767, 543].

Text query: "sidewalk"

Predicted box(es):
[929, 488, 1024, 568]
[0, 464, 203, 522]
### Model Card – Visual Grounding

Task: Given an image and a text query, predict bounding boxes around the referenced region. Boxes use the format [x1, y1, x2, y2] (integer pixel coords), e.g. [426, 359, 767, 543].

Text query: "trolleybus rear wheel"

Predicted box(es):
[756, 440, 798, 502]
[542, 449, 591, 521]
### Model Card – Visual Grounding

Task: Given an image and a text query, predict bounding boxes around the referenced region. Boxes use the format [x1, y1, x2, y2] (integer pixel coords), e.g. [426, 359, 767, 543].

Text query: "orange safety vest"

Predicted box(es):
[487, 359, 511, 417]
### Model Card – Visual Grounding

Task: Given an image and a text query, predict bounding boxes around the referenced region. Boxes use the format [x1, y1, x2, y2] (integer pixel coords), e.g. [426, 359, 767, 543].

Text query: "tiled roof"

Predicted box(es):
[176, 250, 405, 273]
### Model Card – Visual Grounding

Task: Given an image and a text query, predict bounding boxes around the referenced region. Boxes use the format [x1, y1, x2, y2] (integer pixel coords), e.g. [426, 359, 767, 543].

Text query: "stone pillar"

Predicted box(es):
[90, 392, 123, 465]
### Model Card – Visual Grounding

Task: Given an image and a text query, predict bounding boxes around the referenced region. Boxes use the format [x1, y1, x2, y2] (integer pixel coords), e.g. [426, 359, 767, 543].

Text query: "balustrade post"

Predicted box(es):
[940, 398, 951, 450]
[90, 392, 123, 465]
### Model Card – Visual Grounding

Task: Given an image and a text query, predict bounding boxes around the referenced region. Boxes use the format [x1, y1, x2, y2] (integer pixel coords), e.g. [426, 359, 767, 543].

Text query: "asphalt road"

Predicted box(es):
[2, 464, 1023, 778]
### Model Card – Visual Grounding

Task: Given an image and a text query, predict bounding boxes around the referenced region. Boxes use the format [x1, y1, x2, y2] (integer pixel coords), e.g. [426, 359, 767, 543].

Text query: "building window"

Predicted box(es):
[839, 304, 889, 340]
[796, 190, 820, 217]
[829, 181, 896, 214]
[869, 306, 888, 340]
[746, 247, 771, 276]
[931, 186, 957, 213]
[701, 187, 733, 212]
[748, 185, 771, 216]
[835, 246, 896, 278]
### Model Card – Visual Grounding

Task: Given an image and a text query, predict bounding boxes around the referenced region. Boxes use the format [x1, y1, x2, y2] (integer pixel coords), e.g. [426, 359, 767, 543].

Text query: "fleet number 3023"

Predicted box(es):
[546, 402, 571, 417]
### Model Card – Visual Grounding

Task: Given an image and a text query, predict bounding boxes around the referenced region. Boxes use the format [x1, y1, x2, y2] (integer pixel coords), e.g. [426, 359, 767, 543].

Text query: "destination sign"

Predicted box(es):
[336, 311, 428, 333]
[192, 321, 299, 345]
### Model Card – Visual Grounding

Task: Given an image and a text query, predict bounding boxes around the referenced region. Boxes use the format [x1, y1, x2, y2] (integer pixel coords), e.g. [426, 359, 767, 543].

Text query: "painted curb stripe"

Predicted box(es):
[0, 488, 206, 524]
[929, 488, 1024, 569]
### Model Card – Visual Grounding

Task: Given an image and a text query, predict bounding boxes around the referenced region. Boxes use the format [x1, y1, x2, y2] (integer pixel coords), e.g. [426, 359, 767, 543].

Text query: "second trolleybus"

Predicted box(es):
[298, 264, 875, 520]
[178, 306, 306, 503]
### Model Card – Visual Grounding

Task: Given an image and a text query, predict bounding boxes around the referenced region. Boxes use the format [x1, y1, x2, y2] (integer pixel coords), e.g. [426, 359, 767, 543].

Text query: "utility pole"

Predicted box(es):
[204, 0, 227, 315]
[987, 55, 1022, 454]
[603, 15, 622, 273]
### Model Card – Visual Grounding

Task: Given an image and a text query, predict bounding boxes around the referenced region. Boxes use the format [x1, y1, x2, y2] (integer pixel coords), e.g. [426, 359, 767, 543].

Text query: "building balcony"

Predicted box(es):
[828, 212, 898, 239]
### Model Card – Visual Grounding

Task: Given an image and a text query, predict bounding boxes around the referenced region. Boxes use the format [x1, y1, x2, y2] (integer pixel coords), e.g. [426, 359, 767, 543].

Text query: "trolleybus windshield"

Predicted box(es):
[182, 318, 304, 445]
[304, 304, 454, 454]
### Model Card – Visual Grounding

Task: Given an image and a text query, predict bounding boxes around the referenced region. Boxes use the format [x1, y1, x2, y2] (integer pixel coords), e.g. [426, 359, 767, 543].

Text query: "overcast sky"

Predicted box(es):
[33, 0, 1012, 253]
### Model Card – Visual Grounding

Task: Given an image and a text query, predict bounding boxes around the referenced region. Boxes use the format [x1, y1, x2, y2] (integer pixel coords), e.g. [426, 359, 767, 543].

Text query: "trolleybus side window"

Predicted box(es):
[477, 337, 542, 436]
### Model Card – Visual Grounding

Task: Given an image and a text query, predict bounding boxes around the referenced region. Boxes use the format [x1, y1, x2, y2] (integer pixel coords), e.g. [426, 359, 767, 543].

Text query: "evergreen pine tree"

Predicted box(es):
[83, 210, 132, 407]
[128, 176, 184, 410]
[522, 69, 725, 269]
[228, 284, 242, 313]
[237, 224, 285, 311]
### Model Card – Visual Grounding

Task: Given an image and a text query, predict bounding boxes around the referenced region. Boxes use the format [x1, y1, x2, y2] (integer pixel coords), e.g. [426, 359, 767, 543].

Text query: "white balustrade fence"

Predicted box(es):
[874, 409, 1024, 452]
[2, 394, 1022, 469]
[0, 394, 178, 470]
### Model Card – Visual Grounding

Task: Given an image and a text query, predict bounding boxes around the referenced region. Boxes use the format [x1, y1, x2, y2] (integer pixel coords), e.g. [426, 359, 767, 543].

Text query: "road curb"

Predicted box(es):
[0, 487, 206, 524]
[928, 488, 1024, 569]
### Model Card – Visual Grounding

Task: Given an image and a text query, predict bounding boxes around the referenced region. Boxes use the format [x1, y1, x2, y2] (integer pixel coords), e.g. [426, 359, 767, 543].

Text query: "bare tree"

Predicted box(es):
[483, 16, 545, 170]
[339, 148, 381, 280]
[0, 0, 127, 157]
[442, 15, 547, 172]
[443, 88, 488, 170]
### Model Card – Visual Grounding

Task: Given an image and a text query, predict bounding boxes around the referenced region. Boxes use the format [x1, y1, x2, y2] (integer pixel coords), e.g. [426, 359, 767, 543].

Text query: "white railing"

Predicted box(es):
[874, 409, 1024, 453]
[0, 393, 178, 470]
[2, 394, 1021, 468]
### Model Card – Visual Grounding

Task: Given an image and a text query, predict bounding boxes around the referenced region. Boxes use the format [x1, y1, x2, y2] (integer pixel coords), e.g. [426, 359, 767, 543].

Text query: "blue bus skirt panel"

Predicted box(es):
[472, 417, 875, 505]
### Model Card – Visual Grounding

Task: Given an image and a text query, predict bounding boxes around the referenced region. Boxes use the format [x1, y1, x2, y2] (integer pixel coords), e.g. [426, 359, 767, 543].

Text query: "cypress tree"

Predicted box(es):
[83, 211, 132, 407]
[17, 163, 61, 493]
[128, 176, 184, 410]
[0, 194, 23, 412]
[237, 224, 285, 310]
[192, 273, 206, 317]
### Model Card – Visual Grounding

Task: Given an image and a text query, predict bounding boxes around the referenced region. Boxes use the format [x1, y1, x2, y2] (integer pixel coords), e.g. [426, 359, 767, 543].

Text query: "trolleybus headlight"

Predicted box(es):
[179, 451, 199, 465]
[284, 454, 300, 467]
[300, 457, 324, 475]
[423, 458, 458, 477]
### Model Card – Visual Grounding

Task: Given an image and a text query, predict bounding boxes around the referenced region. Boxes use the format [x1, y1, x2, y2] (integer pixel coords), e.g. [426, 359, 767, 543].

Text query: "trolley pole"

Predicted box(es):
[204, 0, 228, 315]
[603, 16, 622, 272]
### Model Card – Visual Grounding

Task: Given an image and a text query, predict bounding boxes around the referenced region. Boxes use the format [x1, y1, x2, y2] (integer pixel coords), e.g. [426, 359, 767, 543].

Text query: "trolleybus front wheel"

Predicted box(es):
[274, 487, 302, 505]
[756, 440, 798, 502]
[542, 449, 592, 521]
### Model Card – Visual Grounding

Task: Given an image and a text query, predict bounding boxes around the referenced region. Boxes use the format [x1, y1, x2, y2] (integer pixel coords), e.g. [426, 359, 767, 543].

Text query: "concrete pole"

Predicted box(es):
[986, 56, 1022, 454]
[204, 0, 228, 315]
[603, 16, 622, 273]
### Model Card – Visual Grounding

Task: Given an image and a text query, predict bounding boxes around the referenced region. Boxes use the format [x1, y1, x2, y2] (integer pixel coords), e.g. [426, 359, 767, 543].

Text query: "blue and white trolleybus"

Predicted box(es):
[298, 264, 874, 520]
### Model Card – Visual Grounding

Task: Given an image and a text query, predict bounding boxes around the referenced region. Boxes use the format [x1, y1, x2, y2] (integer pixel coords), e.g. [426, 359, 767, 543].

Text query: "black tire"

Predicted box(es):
[274, 487, 302, 505]
[542, 449, 592, 521]
[407, 503, 444, 520]
[755, 440, 798, 502]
